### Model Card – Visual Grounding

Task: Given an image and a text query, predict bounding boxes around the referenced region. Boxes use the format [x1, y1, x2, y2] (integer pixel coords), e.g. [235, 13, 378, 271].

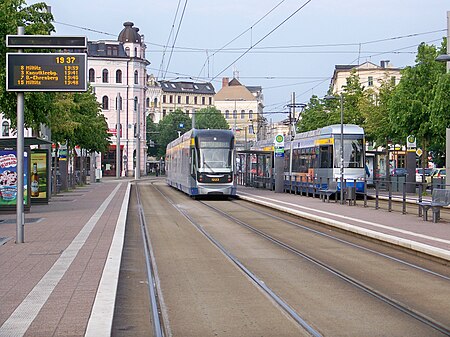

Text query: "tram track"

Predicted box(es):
[136, 182, 450, 336]
[200, 199, 450, 336]
[152, 184, 323, 337]
[135, 183, 167, 337]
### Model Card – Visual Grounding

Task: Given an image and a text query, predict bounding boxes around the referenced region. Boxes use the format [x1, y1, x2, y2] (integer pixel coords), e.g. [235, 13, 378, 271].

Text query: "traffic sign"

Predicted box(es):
[6, 35, 87, 49]
[6, 53, 87, 92]
[274, 134, 285, 148]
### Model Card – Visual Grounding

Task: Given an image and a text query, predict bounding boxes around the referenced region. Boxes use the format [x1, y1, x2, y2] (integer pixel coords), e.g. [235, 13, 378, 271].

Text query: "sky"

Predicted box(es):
[26, 0, 449, 122]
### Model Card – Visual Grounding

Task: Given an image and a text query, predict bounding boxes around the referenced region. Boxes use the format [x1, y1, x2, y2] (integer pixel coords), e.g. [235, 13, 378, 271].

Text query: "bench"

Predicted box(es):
[319, 181, 338, 202]
[417, 188, 450, 223]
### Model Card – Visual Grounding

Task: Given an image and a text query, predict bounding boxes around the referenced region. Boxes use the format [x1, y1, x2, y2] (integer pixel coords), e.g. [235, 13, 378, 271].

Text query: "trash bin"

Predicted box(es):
[95, 169, 102, 182]
[345, 186, 356, 205]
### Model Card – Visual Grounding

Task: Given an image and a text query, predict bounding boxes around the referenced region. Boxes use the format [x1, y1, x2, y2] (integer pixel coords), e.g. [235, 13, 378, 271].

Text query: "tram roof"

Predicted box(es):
[295, 124, 364, 140]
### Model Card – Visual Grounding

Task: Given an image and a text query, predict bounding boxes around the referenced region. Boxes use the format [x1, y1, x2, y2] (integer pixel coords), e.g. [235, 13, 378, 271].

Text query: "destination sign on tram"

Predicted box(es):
[6, 53, 87, 92]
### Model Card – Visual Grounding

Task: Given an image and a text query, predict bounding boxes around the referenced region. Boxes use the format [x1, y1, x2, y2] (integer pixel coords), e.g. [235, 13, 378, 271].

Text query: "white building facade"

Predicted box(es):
[88, 21, 149, 177]
[214, 77, 265, 148]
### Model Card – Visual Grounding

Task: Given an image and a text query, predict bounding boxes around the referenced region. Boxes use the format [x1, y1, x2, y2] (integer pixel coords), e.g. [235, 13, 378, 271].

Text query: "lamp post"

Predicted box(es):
[325, 94, 345, 204]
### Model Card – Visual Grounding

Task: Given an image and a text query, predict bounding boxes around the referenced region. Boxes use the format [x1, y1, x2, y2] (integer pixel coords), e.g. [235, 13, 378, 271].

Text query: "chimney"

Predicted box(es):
[222, 77, 229, 88]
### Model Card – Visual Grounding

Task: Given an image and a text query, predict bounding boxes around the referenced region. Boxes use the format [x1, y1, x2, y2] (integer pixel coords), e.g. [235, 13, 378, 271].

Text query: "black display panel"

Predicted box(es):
[6, 35, 87, 48]
[6, 53, 87, 92]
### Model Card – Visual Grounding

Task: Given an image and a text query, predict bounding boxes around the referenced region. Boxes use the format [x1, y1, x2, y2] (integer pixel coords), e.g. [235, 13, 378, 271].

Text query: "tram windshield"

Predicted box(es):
[199, 148, 233, 170]
[334, 138, 364, 168]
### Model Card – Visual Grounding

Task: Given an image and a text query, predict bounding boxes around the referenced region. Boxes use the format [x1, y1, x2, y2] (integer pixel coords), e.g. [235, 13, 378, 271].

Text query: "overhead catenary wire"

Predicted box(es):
[158, 0, 184, 78]
[195, 0, 288, 80]
[163, 0, 188, 80]
[210, 0, 315, 82]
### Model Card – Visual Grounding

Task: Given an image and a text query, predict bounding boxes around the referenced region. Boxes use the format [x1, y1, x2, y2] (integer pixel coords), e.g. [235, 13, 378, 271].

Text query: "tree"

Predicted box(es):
[146, 117, 159, 157]
[297, 95, 333, 132]
[388, 41, 447, 165]
[0, 1, 54, 129]
[155, 110, 192, 158]
[194, 106, 229, 129]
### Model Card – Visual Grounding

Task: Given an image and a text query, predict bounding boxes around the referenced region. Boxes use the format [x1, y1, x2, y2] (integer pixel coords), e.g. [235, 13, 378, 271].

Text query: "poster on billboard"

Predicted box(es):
[0, 148, 29, 210]
[30, 149, 49, 204]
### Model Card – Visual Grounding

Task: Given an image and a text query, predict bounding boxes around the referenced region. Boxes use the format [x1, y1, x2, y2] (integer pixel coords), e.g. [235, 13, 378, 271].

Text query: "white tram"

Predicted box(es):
[286, 124, 366, 192]
[166, 129, 237, 197]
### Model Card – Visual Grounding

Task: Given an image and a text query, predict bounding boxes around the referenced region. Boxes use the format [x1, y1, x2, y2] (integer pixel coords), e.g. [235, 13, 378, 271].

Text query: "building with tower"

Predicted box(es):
[88, 21, 149, 177]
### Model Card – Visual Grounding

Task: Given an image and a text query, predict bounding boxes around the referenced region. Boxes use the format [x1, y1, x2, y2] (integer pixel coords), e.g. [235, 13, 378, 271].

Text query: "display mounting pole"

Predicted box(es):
[16, 26, 25, 243]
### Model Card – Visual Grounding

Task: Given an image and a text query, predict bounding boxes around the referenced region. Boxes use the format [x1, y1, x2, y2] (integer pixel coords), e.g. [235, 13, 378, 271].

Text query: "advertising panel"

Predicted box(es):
[0, 149, 29, 209]
[30, 150, 49, 204]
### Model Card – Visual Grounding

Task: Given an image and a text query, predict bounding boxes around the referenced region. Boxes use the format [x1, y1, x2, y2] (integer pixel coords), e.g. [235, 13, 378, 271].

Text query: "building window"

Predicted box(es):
[225, 110, 229, 119]
[146, 97, 150, 108]
[102, 69, 108, 83]
[88, 68, 95, 82]
[233, 110, 237, 119]
[177, 96, 181, 104]
[125, 47, 130, 56]
[209, 97, 212, 105]
[134, 70, 138, 84]
[368, 76, 373, 87]
[134, 97, 138, 111]
[194, 96, 198, 104]
[116, 70, 122, 83]
[134, 47, 138, 57]
[169, 95, 173, 104]
[153, 98, 158, 107]
[186, 96, 189, 104]
[163, 110, 167, 118]
[2, 121, 9, 137]
[241, 110, 245, 119]
[249, 110, 253, 120]
[202, 97, 205, 105]
[162, 95, 166, 103]
[102, 96, 109, 110]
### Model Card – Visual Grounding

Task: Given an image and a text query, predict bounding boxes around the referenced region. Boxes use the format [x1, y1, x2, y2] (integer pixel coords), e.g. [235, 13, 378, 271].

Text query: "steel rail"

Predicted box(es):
[234, 199, 450, 281]
[135, 183, 166, 337]
[154, 186, 323, 337]
[201, 200, 450, 336]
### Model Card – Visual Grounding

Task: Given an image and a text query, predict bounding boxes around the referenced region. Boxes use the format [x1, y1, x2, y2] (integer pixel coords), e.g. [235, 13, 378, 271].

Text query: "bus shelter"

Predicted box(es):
[236, 149, 274, 190]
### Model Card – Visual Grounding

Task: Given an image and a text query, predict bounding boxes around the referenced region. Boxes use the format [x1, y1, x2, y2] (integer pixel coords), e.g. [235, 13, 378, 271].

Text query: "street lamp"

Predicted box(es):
[325, 94, 345, 204]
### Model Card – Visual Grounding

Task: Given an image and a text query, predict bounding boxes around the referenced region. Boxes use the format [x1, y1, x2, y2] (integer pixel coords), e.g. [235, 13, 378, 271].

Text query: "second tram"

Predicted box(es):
[166, 129, 237, 197]
[251, 124, 366, 192]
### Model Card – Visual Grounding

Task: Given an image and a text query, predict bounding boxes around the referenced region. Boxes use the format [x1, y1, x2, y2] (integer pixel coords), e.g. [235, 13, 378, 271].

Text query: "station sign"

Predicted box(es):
[6, 35, 87, 49]
[6, 53, 87, 92]
[274, 134, 285, 148]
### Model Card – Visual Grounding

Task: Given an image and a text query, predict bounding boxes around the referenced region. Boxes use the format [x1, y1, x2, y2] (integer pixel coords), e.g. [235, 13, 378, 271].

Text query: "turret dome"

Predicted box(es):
[118, 21, 141, 43]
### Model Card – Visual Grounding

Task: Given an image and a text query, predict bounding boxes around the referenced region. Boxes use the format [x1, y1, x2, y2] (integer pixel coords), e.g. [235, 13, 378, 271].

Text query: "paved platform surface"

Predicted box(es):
[237, 185, 450, 262]
[0, 179, 130, 337]
[0, 178, 448, 336]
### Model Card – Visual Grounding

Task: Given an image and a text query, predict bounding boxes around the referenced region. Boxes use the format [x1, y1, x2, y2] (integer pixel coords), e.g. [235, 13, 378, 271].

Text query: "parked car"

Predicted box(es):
[415, 168, 433, 183]
[427, 168, 446, 187]
[391, 167, 408, 176]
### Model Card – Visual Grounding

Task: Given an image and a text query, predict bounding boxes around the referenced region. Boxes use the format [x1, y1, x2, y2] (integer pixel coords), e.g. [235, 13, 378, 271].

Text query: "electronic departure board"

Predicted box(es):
[6, 35, 87, 49]
[6, 53, 87, 92]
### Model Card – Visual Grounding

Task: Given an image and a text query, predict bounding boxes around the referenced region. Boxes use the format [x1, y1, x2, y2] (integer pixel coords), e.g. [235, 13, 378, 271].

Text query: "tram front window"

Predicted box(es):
[334, 138, 364, 168]
[200, 148, 232, 170]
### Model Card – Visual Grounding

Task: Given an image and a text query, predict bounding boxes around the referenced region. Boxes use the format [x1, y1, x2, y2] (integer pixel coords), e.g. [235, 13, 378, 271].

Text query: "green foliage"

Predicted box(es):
[146, 117, 158, 157]
[194, 106, 229, 129]
[0, 0, 54, 128]
[388, 41, 446, 162]
[155, 109, 192, 158]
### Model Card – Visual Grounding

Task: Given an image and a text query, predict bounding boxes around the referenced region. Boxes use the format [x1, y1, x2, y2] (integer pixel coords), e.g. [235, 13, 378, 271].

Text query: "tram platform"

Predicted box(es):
[237, 185, 450, 263]
[0, 178, 130, 337]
